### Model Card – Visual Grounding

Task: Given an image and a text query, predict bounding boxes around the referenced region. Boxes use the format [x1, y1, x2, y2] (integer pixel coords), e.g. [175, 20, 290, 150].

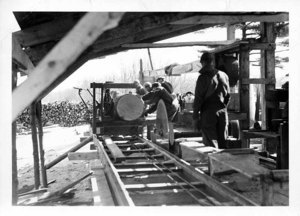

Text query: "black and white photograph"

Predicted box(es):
[0, 0, 299, 215]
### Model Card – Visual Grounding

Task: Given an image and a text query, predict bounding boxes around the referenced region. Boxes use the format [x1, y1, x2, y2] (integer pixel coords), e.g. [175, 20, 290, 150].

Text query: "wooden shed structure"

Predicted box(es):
[11, 11, 289, 205]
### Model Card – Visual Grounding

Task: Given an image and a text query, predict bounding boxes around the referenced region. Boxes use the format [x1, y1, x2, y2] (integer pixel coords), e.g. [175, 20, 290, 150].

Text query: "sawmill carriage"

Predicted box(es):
[90, 82, 146, 136]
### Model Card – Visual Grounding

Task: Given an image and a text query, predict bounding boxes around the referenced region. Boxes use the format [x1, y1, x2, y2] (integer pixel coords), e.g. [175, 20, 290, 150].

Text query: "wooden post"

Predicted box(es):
[226, 23, 235, 40]
[239, 45, 250, 148]
[277, 122, 288, 169]
[100, 87, 104, 120]
[260, 176, 274, 206]
[139, 59, 144, 84]
[147, 48, 154, 70]
[92, 84, 96, 134]
[12, 63, 18, 205]
[147, 124, 154, 140]
[260, 48, 266, 130]
[30, 102, 40, 189]
[36, 100, 47, 187]
[261, 23, 276, 130]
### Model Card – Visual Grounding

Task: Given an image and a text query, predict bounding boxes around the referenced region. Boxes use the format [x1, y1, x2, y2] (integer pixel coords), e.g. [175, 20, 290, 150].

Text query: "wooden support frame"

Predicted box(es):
[263, 23, 277, 130]
[12, 12, 124, 121]
[239, 45, 250, 148]
[122, 40, 237, 49]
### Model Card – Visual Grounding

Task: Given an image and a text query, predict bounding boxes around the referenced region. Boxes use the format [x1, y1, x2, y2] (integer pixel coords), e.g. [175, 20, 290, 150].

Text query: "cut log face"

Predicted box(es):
[115, 94, 144, 121]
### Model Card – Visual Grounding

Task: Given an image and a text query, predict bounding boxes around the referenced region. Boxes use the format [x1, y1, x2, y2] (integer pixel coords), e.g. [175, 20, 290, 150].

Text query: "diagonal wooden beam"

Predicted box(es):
[36, 51, 91, 101]
[12, 12, 124, 121]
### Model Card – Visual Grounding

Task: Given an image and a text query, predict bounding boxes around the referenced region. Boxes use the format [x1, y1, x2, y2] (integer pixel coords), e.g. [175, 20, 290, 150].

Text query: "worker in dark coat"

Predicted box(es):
[142, 82, 179, 121]
[156, 77, 173, 94]
[193, 52, 230, 149]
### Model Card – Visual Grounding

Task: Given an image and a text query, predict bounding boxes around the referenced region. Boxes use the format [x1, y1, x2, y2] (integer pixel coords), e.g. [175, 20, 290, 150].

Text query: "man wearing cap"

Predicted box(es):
[193, 52, 230, 149]
[156, 77, 173, 94]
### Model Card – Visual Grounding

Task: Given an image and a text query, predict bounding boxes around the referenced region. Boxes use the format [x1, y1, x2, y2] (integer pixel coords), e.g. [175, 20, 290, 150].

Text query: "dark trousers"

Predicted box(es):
[200, 108, 228, 149]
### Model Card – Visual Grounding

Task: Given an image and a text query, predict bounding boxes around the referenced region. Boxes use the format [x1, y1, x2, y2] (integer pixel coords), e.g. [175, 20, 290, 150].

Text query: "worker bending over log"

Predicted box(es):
[156, 76, 173, 94]
[142, 82, 179, 122]
[193, 52, 230, 149]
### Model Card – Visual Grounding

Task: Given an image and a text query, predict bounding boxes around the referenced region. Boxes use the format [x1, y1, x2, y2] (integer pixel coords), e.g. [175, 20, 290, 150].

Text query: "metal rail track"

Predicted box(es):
[92, 134, 258, 206]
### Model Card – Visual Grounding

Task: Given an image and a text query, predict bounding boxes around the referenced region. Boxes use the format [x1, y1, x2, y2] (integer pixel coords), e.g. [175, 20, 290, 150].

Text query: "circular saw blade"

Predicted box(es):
[156, 99, 169, 138]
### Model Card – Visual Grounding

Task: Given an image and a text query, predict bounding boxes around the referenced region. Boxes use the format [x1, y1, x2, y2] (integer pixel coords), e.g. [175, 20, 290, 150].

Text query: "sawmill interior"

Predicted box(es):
[10, 12, 290, 207]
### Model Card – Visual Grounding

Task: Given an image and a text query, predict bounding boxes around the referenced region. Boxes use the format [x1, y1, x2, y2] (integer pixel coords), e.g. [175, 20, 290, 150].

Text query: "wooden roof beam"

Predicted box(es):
[12, 12, 124, 121]
[17, 13, 214, 64]
[13, 12, 201, 48]
[171, 13, 289, 25]
[27, 24, 210, 64]
[122, 40, 238, 49]
[13, 13, 84, 47]
[91, 24, 214, 57]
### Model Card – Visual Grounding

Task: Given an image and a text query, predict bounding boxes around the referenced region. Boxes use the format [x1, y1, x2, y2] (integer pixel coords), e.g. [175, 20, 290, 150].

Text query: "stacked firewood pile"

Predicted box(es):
[16, 101, 92, 130]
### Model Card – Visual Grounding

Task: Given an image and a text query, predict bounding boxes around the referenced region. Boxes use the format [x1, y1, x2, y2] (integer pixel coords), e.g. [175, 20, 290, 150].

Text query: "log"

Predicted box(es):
[115, 94, 144, 121]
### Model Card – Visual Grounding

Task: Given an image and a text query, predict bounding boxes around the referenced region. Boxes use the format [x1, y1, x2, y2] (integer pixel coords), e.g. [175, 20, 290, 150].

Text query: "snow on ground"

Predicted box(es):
[16, 124, 91, 170]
